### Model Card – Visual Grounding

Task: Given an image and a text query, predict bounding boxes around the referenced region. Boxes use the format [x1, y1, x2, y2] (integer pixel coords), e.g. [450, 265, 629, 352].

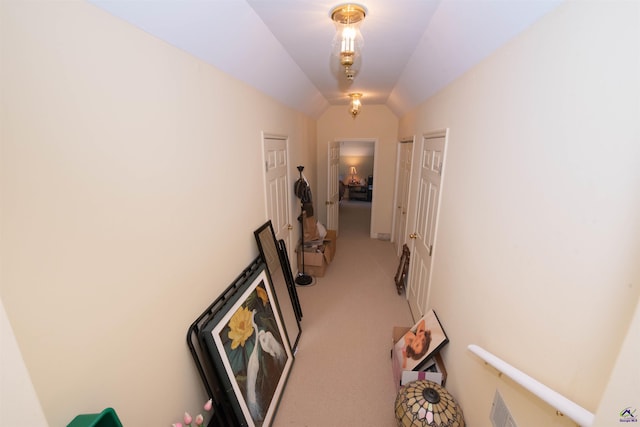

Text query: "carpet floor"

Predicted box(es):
[273, 200, 414, 427]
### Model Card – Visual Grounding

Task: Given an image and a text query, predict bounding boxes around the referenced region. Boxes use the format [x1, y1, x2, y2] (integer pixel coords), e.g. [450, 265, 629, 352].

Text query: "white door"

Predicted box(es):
[394, 139, 413, 256]
[263, 136, 292, 254]
[326, 140, 340, 232]
[407, 131, 447, 320]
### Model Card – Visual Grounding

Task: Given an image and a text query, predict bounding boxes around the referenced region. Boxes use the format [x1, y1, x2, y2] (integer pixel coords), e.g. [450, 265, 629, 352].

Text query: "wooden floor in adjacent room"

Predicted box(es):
[273, 200, 413, 427]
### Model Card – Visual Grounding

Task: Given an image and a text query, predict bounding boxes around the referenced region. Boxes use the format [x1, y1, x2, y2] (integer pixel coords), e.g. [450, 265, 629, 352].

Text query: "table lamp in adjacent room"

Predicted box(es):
[349, 166, 357, 183]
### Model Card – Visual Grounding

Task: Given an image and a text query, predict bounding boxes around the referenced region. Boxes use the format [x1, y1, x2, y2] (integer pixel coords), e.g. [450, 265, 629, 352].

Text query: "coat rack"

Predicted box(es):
[294, 166, 313, 286]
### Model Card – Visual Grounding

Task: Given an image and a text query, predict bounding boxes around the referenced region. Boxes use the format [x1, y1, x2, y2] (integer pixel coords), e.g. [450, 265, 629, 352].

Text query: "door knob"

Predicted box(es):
[409, 233, 417, 239]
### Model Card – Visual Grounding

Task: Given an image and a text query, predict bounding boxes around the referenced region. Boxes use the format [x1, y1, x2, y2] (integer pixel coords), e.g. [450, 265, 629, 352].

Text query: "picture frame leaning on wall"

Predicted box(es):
[200, 262, 294, 427]
[393, 309, 449, 372]
[394, 244, 410, 295]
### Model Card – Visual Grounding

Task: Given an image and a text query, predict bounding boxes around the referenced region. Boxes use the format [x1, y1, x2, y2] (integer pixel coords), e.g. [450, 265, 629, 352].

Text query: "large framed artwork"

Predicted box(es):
[393, 309, 449, 371]
[187, 260, 265, 426]
[200, 262, 293, 427]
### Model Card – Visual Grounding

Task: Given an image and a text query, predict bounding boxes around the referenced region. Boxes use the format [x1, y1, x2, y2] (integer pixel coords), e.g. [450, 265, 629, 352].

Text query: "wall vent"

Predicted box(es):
[491, 390, 518, 427]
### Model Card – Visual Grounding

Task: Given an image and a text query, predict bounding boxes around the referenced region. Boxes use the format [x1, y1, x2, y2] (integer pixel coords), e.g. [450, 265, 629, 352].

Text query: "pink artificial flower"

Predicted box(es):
[172, 424, 183, 427]
[195, 414, 204, 426]
[184, 412, 192, 425]
[204, 399, 213, 412]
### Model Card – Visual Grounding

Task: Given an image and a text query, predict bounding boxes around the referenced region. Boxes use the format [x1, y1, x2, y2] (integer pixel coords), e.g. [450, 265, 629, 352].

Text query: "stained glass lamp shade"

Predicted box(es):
[395, 380, 465, 427]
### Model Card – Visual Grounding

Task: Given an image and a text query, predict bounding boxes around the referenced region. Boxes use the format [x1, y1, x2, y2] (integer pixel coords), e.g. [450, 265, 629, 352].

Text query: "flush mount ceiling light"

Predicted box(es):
[348, 92, 362, 119]
[330, 3, 366, 81]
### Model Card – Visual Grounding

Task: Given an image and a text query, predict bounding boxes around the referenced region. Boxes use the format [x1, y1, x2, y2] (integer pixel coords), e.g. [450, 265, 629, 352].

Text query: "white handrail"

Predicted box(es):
[468, 344, 594, 427]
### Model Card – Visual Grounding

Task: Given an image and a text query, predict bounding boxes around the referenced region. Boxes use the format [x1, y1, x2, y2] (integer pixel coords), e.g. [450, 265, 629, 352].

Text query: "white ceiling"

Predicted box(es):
[89, 0, 562, 118]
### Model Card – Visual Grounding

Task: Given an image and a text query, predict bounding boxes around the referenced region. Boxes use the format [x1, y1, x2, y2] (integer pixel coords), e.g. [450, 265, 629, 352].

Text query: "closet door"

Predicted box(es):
[394, 139, 413, 256]
[407, 131, 447, 320]
[263, 135, 292, 259]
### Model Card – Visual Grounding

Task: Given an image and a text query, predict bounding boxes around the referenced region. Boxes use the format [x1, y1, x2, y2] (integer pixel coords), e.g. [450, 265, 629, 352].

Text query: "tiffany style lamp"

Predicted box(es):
[395, 380, 465, 427]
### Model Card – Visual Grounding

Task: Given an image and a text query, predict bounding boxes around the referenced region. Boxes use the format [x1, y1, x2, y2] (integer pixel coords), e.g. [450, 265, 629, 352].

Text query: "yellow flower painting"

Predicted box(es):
[201, 265, 293, 427]
[228, 306, 254, 350]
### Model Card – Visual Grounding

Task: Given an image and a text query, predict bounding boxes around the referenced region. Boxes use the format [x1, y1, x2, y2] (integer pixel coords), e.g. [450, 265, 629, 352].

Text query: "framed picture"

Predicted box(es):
[278, 239, 302, 321]
[393, 309, 448, 371]
[394, 244, 410, 294]
[254, 220, 302, 352]
[200, 262, 294, 427]
[187, 259, 264, 426]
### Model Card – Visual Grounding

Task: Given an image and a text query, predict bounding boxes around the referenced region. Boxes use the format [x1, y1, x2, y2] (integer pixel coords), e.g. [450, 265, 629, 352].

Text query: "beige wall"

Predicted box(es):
[0, 1, 316, 426]
[593, 294, 640, 425]
[1, 300, 48, 426]
[399, 2, 640, 426]
[317, 105, 398, 237]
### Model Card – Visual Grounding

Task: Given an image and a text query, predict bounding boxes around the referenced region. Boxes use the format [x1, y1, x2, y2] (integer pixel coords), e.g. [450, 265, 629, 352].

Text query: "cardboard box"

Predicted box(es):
[297, 244, 327, 277]
[401, 369, 443, 386]
[300, 262, 326, 278]
[391, 326, 447, 390]
[296, 230, 337, 277]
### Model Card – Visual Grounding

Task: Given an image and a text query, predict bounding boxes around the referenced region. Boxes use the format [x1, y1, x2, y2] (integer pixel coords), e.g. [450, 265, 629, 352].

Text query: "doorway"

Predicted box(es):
[337, 139, 376, 237]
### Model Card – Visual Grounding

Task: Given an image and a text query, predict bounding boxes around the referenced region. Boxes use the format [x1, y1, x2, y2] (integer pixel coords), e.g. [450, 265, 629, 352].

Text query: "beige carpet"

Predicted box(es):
[273, 200, 414, 427]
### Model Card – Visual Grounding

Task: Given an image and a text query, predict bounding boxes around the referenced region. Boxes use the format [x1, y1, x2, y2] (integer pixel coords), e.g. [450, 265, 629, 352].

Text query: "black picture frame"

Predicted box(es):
[200, 262, 294, 427]
[277, 239, 302, 321]
[254, 221, 302, 351]
[395, 244, 410, 294]
[187, 258, 265, 427]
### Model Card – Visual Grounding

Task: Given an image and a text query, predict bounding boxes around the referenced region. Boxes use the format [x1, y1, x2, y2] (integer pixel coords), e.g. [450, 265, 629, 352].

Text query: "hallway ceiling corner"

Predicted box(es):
[89, 0, 563, 119]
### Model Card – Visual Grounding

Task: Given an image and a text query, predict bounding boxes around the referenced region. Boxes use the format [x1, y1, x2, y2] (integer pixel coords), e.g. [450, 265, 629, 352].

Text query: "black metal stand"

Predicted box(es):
[295, 166, 313, 286]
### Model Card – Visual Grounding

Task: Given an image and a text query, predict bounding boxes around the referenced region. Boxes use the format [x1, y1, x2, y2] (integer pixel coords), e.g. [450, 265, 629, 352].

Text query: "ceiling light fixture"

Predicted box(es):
[330, 3, 366, 81]
[348, 92, 362, 119]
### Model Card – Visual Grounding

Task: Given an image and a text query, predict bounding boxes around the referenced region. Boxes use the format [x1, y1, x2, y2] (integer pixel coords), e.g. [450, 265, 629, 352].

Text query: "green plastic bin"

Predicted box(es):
[67, 407, 122, 427]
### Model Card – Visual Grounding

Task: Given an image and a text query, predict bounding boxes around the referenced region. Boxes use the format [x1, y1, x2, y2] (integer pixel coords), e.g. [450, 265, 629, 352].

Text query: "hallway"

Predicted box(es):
[274, 201, 413, 426]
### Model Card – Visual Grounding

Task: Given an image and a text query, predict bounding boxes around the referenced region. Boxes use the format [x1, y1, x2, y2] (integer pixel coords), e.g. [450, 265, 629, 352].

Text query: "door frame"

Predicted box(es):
[334, 138, 378, 238]
[392, 136, 415, 256]
[326, 140, 340, 233]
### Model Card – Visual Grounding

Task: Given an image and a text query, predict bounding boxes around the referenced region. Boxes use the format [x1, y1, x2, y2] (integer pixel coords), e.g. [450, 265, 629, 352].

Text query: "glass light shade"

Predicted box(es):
[331, 4, 366, 80]
[332, 23, 364, 59]
[348, 93, 362, 118]
[395, 380, 465, 427]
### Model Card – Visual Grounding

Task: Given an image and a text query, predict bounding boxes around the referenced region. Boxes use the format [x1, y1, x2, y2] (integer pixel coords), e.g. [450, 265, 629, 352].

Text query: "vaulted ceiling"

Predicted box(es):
[89, 0, 562, 118]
